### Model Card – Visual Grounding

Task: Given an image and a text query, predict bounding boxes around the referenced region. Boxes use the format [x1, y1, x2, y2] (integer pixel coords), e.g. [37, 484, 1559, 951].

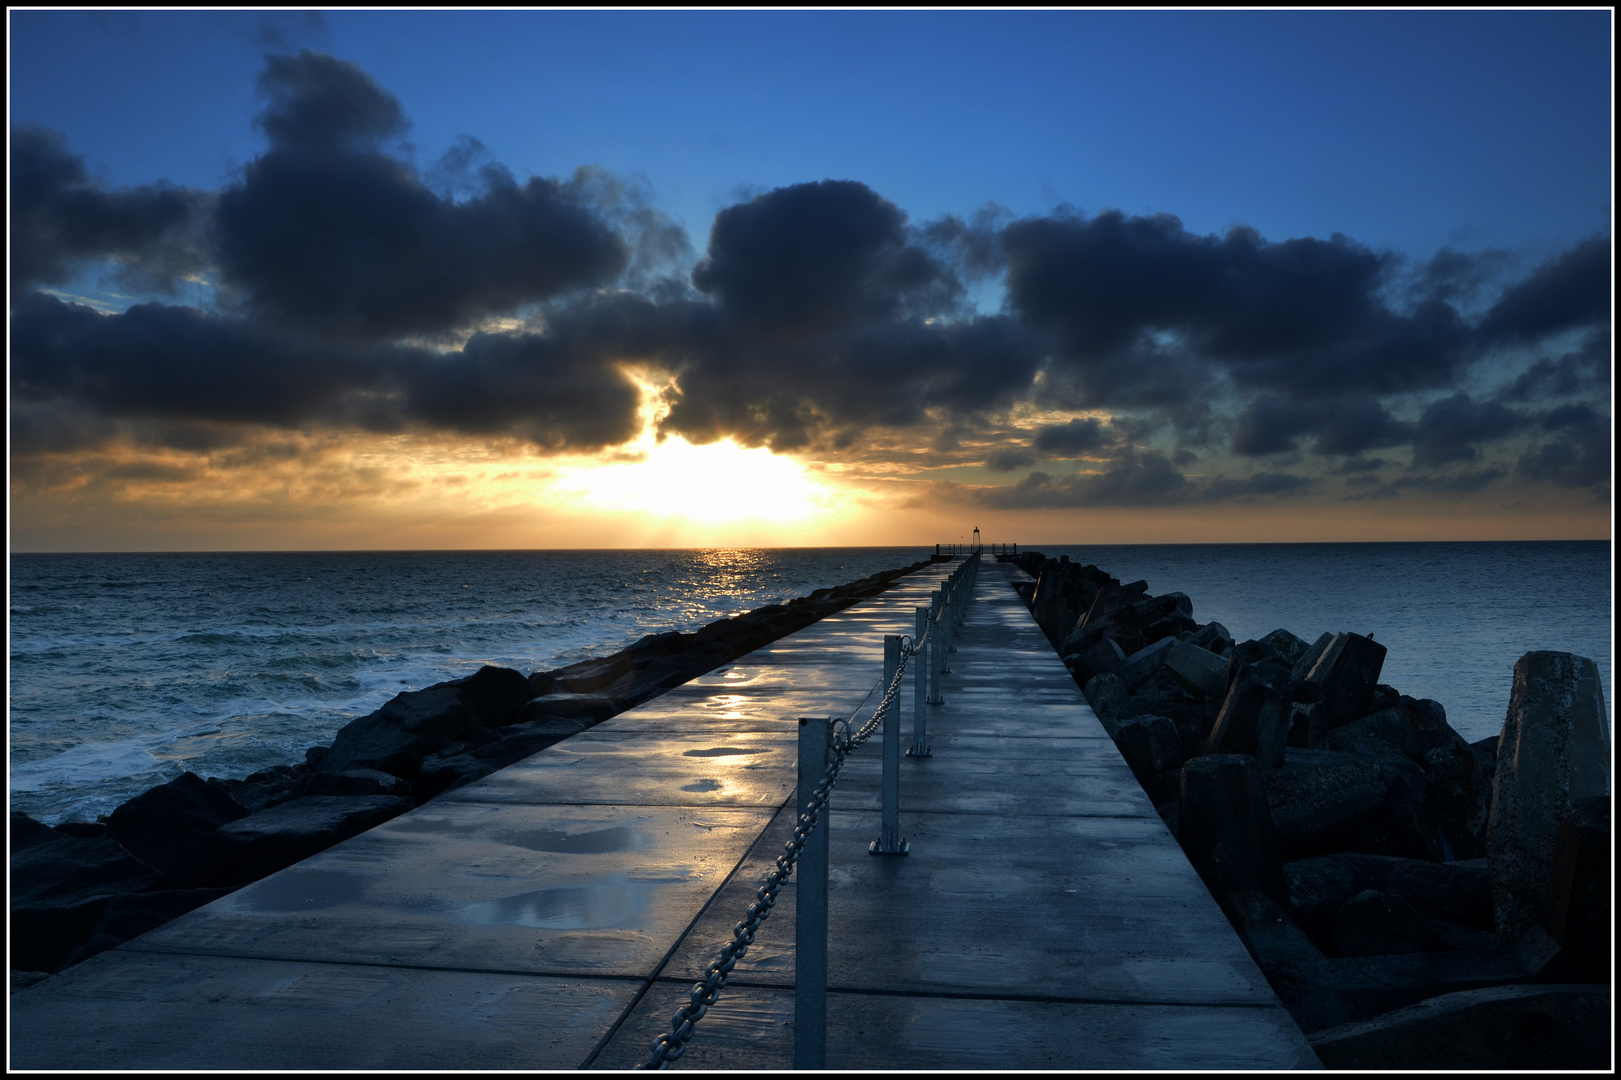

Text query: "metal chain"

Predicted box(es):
[638, 638, 916, 1069]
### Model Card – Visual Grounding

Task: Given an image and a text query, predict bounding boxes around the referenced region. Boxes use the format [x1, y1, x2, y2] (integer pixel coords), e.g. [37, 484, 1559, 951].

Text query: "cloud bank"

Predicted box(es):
[10, 49, 1611, 523]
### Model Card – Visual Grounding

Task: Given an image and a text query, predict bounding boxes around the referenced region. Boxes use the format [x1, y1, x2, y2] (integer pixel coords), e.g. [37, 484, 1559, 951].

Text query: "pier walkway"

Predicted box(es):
[11, 558, 1317, 1070]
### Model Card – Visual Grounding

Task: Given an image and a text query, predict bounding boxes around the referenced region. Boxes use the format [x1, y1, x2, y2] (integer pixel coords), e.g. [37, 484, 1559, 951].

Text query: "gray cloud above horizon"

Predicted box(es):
[9, 49, 1612, 509]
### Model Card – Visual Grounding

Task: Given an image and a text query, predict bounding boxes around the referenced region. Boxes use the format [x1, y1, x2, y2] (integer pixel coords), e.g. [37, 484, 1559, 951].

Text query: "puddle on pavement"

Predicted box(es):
[496, 825, 642, 854]
[683, 746, 761, 757]
[458, 884, 650, 930]
[236, 869, 369, 912]
[681, 778, 723, 792]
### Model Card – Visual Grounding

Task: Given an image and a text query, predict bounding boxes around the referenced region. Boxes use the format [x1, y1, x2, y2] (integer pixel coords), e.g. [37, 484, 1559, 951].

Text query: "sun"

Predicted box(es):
[542, 372, 849, 530]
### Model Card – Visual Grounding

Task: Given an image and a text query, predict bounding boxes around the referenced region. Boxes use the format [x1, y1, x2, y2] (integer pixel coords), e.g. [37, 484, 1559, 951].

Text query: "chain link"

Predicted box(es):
[638, 637, 918, 1069]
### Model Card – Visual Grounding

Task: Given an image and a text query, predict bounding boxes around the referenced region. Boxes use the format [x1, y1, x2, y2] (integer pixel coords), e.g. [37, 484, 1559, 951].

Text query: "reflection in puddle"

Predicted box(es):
[497, 826, 641, 854]
[458, 885, 648, 929]
[237, 869, 369, 912]
[681, 778, 722, 792]
[683, 747, 760, 757]
[388, 816, 476, 835]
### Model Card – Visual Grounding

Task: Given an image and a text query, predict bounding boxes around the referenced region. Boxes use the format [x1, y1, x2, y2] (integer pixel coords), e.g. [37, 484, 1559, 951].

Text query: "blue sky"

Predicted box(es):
[7, 9, 1613, 549]
[12, 10, 1609, 263]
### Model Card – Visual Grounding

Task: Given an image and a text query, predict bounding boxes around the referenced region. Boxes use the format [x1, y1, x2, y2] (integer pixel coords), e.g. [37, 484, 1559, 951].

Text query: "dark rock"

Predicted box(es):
[1258, 628, 1309, 668]
[413, 754, 499, 800]
[1188, 621, 1235, 655]
[1487, 651, 1610, 938]
[516, 692, 617, 725]
[12, 811, 61, 850]
[1290, 632, 1336, 683]
[1263, 750, 1428, 860]
[550, 652, 636, 694]
[1332, 889, 1444, 957]
[1419, 742, 1492, 861]
[1369, 684, 1401, 712]
[1222, 889, 1351, 1033]
[1204, 661, 1294, 767]
[1470, 734, 1498, 772]
[10, 831, 168, 972]
[1178, 754, 1286, 904]
[1284, 853, 1493, 944]
[1539, 796, 1608, 982]
[321, 665, 529, 777]
[1298, 632, 1387, 730]
[527, 670, 560, 696]
[1145, 768, 1183, 808]
[58, 887, 236, 970]
[1309, 984, 1612, 1069]
[289, 768, 413, 799]
[1327, 697, 1469, 765]
[52, 821, 107, 840]
[1082, 673, 1130, 732]
[450, 665, 533, 727]
[1118, 636, 1177, 692]
[1069, 638, 1125, 685]
[304, 745, 329, 770]
[104, 771, 249, 888]
[1112, 715, 1182, 785]
[470, 716, 585, 763]
[1162, 639, 1230, 701]
[206, 796, 414, 886]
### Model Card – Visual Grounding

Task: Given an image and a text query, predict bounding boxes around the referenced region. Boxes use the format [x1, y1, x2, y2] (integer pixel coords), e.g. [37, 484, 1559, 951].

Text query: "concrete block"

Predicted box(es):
[1164, 640, 1231, 701]
[1119, 636, 1177, 691]
[1539, 796, 1608, 982]
[1309, 984, 1611, 1069]
[1487, 651, 1610, 938]
[1114, 715, 1182, 785]
[1205, 662, 1293, 767]
[1179, 754, 1286, 903]
[1301, 633, 1387, 731]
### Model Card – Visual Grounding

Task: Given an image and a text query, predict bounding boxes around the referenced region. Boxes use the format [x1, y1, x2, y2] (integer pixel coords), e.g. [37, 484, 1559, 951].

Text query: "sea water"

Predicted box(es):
[8, 542, 1611, 825]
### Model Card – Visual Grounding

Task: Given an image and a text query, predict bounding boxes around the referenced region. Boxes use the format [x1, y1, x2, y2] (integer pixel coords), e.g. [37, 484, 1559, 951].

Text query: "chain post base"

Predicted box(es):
[868, 838, 910, 856]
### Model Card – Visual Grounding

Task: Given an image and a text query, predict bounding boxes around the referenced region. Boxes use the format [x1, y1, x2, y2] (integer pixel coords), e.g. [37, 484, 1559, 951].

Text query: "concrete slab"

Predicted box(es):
[11, 949, 636, 1070]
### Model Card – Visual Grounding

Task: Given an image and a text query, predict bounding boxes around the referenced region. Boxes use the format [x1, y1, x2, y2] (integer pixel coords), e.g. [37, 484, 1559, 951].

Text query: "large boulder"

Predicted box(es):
[1112, 715, 1182, 785]
[1204, 661, 1294, 766]
[1117, 636, 1177, 692]
[321, 665, 531, 777]
[103, 772, 249, 888]
[1331, 889, 1444, 957]
[1326, 698, 1467, 764]
[58, 887, 235, 971]
[1082, 673, 1130, 732]
[1262, 750, 1429, 860]
[205, 796, 414, 886]
[10, 825, 167, 972]
[1284, 853, 1493, 943]
[1486, 651, 1610, 938]
[1258, 628, 1310, 668]
[1188, 621, 1235, 656]
[1299, 632, 1387, 730]
[1178, 754, 1286, 903]
[1309, 984, 1611, 1069]
[1162, 639, 1230, 701]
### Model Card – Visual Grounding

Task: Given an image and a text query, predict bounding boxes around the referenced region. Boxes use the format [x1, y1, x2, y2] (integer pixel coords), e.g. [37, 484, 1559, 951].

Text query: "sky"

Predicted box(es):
[7, 9, 1613, 551]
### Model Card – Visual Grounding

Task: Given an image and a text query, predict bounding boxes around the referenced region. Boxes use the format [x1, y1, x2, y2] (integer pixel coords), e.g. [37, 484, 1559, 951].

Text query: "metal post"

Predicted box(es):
[870, 636, 908, 855]
[928, 593, 945, 702]
[795, 717, 830, 1069]
[909, 607, 930, 757]
[933, 590, 952, 672]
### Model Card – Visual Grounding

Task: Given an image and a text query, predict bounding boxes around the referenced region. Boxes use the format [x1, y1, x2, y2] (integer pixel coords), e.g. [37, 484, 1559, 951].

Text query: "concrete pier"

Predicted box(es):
[10, 558, 1318, 1070]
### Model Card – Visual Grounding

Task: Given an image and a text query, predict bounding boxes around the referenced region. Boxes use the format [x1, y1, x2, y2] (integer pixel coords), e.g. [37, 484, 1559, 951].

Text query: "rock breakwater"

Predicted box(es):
[10, 557, 935, 981]
[1003, 549, 1610, 1070]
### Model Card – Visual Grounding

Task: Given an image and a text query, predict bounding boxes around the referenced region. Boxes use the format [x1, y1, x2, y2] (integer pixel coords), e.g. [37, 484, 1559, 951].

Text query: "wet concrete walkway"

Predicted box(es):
[11, 558, 1317, 1070]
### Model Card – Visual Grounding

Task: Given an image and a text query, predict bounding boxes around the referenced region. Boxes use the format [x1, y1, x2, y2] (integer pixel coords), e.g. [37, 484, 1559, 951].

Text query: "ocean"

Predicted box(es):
[8, 542, 1611, 825]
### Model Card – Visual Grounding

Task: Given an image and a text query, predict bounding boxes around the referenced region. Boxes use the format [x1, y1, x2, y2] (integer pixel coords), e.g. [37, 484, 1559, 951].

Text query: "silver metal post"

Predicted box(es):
[870, 636, 908, 855]
[795, 716, 831, 1069]
[933, 589, 952, 672]
[908, 608, 930, 757]
[928, 594, 945, 703]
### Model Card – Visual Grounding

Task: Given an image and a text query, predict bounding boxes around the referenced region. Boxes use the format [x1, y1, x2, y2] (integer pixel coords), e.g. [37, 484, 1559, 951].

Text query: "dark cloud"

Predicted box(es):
[1476, 235, 1611, 345]
[1202, 471, 1316, 501]
[10, 125, 213, 293]
[984, 447, 1036, 472]
[1410, 392, 1527, 468]
[1231, 394, 1410, 458]
[1498, 330, 1610, 401]
[9, 292, 643, 453]
[216, 53, 633, 341]
[1003, 210, 1473, 405]
[1343, 468, 1509, 500]
[1517, 405, 1610, 490]
[691, 179, 961, 338]
[1031, 416, 1114, 456]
